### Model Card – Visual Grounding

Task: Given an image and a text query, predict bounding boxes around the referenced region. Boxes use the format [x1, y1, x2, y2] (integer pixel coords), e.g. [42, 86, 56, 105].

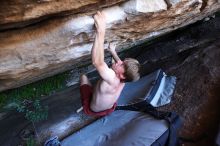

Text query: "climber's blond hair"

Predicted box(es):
[123, 58, 141, 82]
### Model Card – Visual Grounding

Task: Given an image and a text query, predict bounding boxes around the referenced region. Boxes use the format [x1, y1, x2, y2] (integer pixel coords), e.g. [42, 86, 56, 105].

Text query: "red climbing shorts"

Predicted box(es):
[80, 84, 116, 117]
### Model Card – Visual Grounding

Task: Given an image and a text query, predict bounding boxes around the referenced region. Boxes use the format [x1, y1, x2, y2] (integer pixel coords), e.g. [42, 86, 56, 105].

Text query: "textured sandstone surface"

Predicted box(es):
[0, 0, 125, 30]
[0, 0, 220, 92]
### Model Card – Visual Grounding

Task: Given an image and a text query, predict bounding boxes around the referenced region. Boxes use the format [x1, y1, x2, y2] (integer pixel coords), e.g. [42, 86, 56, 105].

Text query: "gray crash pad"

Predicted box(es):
[117, 69, 176, 107]
[61, 110, 168, 146]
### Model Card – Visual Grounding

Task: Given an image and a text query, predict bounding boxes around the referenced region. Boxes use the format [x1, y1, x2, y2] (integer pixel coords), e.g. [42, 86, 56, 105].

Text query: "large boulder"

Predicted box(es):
[0, 0, 220, 92]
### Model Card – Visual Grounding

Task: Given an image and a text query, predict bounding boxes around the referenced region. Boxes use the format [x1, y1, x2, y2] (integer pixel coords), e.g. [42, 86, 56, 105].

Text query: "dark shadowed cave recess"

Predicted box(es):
[115, 12, 220, 146]
[0, 12, 220, 146]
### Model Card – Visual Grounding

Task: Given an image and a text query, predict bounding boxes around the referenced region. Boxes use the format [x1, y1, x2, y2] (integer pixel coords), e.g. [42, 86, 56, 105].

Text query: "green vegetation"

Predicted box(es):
[26, 137, 37, 146]
[12, 99, 48, 122]
[0, 72, 67, 145]
[0, 72, 68, 109]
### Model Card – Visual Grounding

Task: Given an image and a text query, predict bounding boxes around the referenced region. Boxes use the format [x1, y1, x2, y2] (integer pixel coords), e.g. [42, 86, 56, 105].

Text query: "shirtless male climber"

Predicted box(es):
[78, 11, 141, 116]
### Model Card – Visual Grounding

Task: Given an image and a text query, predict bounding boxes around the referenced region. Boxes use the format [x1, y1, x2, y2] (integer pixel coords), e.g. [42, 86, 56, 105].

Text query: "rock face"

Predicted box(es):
[0, 0, 220, 92]
[0, 0, 126, 30]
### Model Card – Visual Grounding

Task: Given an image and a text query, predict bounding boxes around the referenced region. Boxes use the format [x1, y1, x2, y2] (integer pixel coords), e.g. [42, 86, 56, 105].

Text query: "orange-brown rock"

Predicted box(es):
[0, 0, 125, 30]
[0, 0, 220, 92]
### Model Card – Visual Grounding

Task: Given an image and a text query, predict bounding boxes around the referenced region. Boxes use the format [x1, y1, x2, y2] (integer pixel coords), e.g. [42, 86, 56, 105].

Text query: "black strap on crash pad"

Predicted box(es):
[116, 101, 182, 146]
